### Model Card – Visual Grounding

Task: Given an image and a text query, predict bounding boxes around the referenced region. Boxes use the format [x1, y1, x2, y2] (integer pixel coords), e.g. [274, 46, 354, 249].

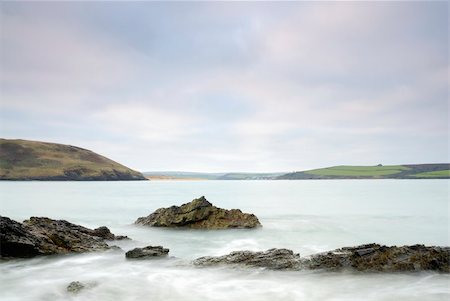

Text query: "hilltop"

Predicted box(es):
[277, 164, 450, 180]
[0, 139, 147, 181]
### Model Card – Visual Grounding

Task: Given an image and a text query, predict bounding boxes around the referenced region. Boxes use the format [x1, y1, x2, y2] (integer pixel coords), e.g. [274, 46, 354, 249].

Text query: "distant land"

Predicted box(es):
[144, 171, 285, 180]
[0, 139, 146, 181]
[1, 139, 448, 181]
[278, 164, 450, 179]
[145, 164, 450, 180]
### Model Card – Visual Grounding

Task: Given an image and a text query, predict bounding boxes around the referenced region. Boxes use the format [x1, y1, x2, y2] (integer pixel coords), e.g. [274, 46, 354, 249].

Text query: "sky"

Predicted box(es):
[0, 1, 448, 172]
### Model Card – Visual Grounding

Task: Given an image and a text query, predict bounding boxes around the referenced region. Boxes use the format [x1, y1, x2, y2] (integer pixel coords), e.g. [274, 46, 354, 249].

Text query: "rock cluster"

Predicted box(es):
[301, 243, 450, 272]
[194, 248, 301, 270]
[0, 216, 125, 258]
[125, 246, 169, 259]
[135, 196, 261, 229]
[194, 244, 450, 272]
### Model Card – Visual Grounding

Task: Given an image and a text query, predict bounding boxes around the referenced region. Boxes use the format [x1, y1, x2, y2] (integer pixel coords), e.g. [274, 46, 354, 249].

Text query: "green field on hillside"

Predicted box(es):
[278, 164, 450, 179]
[304, 165, 410, 177]
[411, 170, 450, 178]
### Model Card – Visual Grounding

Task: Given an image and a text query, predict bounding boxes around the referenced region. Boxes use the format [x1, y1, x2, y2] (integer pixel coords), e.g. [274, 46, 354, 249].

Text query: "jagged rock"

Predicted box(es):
[0, 216, 42, 258]
[301, 243, 450, 272]
[0, 216, 127, 258]
[193, 248, 301, 269]
[193, 244, 450, 272]
[125, 246, 169, 259]
[135, 196, 261, 229]
[22, 217, 111, 254]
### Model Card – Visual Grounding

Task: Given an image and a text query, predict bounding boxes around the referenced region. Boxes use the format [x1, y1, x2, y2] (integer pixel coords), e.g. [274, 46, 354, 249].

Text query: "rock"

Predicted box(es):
[125, 246, 169, 259]
[0, 216, 128, 258]
[114, 235, 130, 240]
[66, 281, 97, 294]
[93, 226, 129, 240]
[92, 226, 116, 240]
[67, 281, 85, 294]
[301, 243, 450, 272]
[193, 248, 301, 270]
[135, 196, 261, 229]
[22, 217, 111, 255]
[0, 216, 42, 258]
[193, 244, 450, 272]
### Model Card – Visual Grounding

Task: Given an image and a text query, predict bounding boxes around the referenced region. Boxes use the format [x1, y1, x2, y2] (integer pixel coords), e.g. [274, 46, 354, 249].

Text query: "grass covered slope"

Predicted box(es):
[278, 164, 450, 179]
[0, 139, 147, 181]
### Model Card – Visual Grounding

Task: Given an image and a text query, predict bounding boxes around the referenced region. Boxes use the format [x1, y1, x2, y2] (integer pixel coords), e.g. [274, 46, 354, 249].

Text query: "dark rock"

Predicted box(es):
[193, 248, 301, 270]
[0, 216, 42, 258]
[114, 235, 131, 240]
[125, 246, 169, 259]
[93, 226, 116, 240]
[301, 243, 450, 272]
[135, 196, 261, 229]
[93, 226, 129, 240]
[0, 216, 128, 258]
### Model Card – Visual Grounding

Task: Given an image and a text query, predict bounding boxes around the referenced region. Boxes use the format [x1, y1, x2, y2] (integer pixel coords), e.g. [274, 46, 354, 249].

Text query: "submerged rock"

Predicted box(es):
[0, 216, 127, 258]
[125, 246, 169, 259]
[194, 248, 301, 270]
[67, 281, 85, 294]
[66, 281, 97, 294]
[193, 244, 450, 272]
[135, 196, 261, 229]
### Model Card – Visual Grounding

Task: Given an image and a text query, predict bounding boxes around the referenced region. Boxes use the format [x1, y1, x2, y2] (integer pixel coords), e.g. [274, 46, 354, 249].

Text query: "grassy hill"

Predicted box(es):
[0, 139, 147, 181]
[278, 164, 450, 179]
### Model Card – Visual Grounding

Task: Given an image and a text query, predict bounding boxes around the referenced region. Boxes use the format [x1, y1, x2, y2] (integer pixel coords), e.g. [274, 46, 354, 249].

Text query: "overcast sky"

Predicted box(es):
[0, 2, 448, 172]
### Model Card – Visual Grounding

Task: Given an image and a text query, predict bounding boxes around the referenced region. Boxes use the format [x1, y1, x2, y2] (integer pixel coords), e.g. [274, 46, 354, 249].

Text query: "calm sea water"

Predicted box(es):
[0, 180, 449, 301]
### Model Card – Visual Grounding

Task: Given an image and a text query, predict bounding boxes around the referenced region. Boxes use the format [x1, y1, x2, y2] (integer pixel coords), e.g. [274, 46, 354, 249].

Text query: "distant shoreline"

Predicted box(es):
[144, 164, 450, 180]
[145, 176, 207, 181]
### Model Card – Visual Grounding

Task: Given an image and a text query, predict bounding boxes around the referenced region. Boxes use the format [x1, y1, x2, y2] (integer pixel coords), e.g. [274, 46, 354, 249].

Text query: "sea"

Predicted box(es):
[0, 180, 449, 301]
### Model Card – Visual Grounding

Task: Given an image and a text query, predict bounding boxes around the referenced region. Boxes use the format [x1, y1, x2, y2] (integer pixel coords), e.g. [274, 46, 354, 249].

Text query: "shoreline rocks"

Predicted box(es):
[0, 216, 126, 258]
[301, 243, 450, 272]
[135, 196, 261, 229]
[194, 248, 301, 270]
[125, 246, 169, 259]
[193, 244, 450, 273]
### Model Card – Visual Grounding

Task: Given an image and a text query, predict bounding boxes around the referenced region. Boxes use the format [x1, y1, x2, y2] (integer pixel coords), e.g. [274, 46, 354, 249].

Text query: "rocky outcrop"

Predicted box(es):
[135, 196, 261, 229]
[194, 248, 301, 269]
[0, 216, 126, 258]
[301, 243, 450, 272]
[125, 246, 169, 259]
[193, 244, 450, 272]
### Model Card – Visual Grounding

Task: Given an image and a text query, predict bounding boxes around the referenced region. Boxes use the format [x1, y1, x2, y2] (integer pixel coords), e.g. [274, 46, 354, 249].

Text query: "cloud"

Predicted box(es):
[0, 2, 448, 171]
